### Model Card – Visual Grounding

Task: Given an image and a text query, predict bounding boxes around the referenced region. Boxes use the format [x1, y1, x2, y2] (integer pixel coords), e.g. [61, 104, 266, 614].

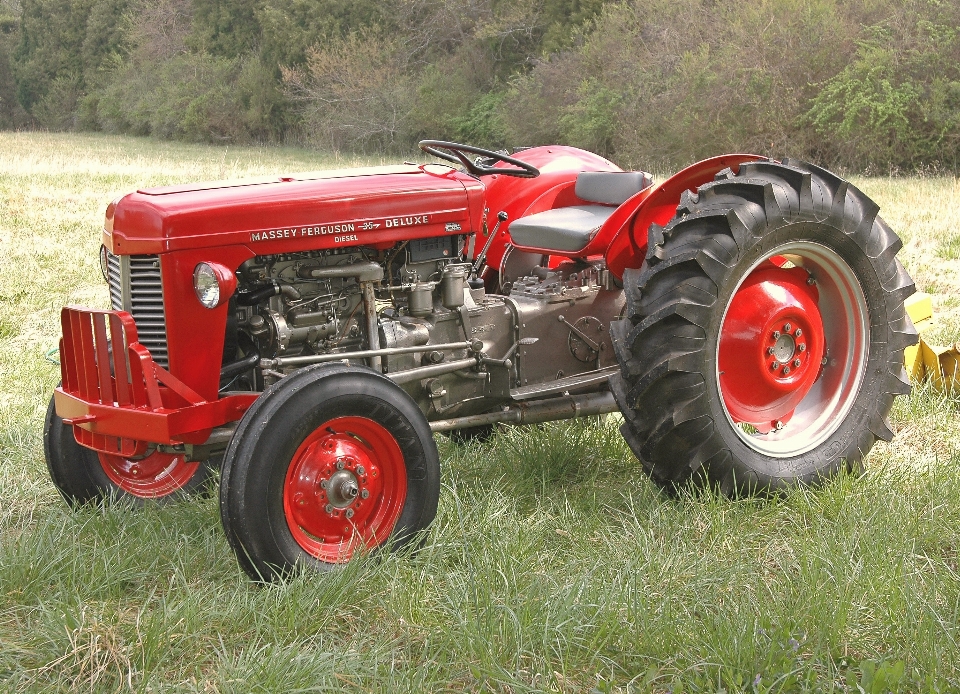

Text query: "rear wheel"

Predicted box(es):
[219, 363, 440, 580]
[611, 159, 917, 494]
[43, 395, 213, 505]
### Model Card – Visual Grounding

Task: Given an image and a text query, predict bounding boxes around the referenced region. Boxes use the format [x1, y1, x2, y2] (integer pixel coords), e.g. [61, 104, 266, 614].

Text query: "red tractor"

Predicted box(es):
[44, 141, 917, 580]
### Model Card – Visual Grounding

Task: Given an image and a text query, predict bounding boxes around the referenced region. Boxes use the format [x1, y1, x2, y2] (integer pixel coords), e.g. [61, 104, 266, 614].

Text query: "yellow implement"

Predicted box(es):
[904, 292, 959, 392]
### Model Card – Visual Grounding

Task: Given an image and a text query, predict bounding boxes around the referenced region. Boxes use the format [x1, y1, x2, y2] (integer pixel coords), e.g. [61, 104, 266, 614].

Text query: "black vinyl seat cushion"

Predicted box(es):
[508, 205, 616, 252]
[508, 171, 653, 254]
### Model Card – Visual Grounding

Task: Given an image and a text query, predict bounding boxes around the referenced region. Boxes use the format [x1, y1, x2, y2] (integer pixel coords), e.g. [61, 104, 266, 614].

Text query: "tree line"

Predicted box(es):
[1, 0, 958, 172]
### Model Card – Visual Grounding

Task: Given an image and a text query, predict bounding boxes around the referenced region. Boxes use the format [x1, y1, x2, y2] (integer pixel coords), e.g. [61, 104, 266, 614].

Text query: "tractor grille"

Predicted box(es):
[105, 251, 169, 368]
[106, 251, 123, 310]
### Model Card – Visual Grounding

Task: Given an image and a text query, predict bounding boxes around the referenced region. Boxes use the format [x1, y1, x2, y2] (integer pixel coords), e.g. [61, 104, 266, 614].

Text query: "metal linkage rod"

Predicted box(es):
[260, 341, 474, 369]
[429, 391, 617, 432]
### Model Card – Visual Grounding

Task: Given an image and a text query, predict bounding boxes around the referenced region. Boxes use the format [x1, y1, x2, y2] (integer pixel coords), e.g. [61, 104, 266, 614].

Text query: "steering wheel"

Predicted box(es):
[418, 140, 540, 179]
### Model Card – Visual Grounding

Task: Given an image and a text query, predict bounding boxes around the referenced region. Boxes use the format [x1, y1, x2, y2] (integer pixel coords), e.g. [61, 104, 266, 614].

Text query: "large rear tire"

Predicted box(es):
[611, 159, 917, 495]
[43, 395, 214, 506]
[219, 363, 440, 581]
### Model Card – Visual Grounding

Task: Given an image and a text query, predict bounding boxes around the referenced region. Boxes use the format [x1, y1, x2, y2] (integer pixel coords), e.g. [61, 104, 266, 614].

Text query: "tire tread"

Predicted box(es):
[612, 159, 917, 495]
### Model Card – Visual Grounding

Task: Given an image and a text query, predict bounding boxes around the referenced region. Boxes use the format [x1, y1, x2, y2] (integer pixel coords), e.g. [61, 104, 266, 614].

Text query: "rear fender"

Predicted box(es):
[604, 154, 768, 278]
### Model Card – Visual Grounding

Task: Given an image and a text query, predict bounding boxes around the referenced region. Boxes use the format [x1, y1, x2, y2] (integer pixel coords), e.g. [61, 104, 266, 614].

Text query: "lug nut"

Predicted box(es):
[772, 331, 781, 339]
[356, 465, 365, 475]
[325, 504, 334, 514]
[767, 347, 775, 355]
[336, 460, 345, 470]
[320, 480, 328, 489]
[795, 328, 802, 337]
[783, 366, 791, 375]
[771, 361, 780, 369]
[821, 357, 829, 366]
[798, 343, 806, 352]
[345, 509, 354, 519]
[794, 359, 801, 367]
[361, 489, 370, 499]
[784, 323, 792, 332]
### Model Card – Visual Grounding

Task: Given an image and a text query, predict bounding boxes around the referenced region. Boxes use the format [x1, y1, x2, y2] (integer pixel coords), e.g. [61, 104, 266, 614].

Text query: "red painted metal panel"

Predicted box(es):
[53, 388, 257, 444]
[75, 310, 97, 400]
[93, 315, 113, 404]
[160, 246, 254, 401]
[109, 313, 131, 406]
[604, 154, 768, 278]
[107, 166, 485, 256]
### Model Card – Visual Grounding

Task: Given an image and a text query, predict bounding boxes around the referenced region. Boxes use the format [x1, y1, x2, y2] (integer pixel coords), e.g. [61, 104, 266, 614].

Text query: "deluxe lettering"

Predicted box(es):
[384, 215, 429, 228]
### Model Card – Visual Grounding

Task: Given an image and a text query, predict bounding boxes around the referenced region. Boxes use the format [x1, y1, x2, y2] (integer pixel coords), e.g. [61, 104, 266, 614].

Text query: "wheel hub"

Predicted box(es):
[326, 469, 360, 507]
[771, 332, 796, 363]
[718, 262, 825, 433]
[283, 416, 406, 563]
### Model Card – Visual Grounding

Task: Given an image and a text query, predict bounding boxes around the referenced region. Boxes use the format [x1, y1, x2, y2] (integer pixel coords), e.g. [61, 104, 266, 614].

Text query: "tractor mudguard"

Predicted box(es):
[604, 154, 767, 278]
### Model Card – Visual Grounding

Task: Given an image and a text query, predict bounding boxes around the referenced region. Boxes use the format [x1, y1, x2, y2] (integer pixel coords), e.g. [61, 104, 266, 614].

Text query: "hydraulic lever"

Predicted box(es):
[472, 210, 509, 278]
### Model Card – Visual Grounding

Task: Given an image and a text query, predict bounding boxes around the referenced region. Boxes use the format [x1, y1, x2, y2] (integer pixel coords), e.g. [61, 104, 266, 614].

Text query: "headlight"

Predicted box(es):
[99, 245, 110, 283]
[193, 262, 236, 309]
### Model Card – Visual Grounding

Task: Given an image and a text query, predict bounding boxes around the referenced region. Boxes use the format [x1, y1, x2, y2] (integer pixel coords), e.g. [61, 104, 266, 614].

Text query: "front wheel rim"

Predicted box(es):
[283, 416, 408, 564]
[716, 241, 870, 457]
[98, 450, 199, 497]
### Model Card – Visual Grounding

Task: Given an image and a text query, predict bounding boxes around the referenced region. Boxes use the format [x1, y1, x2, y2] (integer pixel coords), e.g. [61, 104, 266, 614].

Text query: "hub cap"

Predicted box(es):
[283, 416, 407, 564]
[717, 242, 870, 456]
[98, 450, 199, 497]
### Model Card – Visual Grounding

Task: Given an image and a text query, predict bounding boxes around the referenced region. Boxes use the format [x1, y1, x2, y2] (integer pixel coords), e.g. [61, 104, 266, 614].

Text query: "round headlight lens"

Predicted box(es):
[194, 263, 222, 308]
[193, 262, 237, 308]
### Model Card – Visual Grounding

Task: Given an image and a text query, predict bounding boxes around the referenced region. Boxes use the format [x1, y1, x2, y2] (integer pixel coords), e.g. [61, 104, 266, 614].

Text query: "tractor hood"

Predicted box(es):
[104, 163, 486, 255]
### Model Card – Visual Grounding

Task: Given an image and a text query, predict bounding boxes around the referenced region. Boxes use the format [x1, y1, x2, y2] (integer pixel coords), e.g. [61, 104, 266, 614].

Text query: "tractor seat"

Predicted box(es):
[509, 171, 653, 254]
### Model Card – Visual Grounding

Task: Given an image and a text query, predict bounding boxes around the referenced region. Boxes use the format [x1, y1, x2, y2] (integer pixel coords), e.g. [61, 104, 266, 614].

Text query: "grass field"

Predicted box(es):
[2, 132, 960, 692]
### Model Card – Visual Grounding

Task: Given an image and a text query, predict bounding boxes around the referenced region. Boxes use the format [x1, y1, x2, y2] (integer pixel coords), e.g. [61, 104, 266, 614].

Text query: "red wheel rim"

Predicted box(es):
[283, 416, 408, 564]
[98, 450, 200, 498]
[718, 261, 825, 432]
[716, 242, 869, 456]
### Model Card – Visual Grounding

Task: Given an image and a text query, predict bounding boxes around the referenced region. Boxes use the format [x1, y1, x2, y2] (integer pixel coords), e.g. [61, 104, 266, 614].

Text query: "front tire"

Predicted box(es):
[219, 363, 440, 581]
[611, 159, 917, 495]
[43, 395, 213, 506]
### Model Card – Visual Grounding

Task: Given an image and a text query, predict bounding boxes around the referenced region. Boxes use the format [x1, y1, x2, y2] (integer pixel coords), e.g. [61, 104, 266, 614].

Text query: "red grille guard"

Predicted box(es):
[54, 307, 257, 457]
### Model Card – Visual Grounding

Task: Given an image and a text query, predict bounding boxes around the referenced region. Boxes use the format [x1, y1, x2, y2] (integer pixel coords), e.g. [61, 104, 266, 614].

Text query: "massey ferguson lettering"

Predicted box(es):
[250, 216, 431, 243]
[251, 223, 356, 242]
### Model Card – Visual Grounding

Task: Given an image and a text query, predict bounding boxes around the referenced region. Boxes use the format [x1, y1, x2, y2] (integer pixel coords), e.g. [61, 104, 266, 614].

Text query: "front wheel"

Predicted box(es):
[611, 159, 917, 495]
[219, 363, 440, 581]
[43, 395, 214, 505]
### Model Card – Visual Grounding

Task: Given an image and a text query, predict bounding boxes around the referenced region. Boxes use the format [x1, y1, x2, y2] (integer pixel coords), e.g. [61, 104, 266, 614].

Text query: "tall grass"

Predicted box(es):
[1, 133, 959, 692]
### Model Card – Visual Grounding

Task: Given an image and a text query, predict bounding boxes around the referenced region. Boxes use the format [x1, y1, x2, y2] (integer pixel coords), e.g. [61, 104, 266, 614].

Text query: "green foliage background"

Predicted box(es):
[1, 0, 959, 172]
